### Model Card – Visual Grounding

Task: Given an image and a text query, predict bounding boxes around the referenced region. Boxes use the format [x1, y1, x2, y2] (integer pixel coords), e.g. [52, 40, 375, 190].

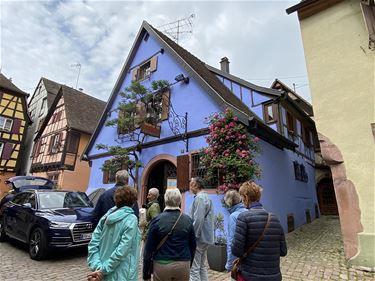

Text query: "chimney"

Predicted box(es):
[220, 57, 230, 73]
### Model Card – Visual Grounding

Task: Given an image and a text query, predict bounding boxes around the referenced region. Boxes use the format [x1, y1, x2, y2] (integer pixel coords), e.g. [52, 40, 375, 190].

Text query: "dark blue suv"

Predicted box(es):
[0, 190, 94, 260]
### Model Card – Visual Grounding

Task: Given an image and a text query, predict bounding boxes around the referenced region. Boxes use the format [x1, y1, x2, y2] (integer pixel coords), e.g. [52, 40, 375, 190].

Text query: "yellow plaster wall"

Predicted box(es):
[299, 0, 374, 268]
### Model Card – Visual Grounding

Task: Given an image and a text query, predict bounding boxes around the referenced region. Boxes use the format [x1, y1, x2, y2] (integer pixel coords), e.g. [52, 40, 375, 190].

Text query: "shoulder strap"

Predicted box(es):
[241, 213, 271, 260]
[156, 212, 183, 251]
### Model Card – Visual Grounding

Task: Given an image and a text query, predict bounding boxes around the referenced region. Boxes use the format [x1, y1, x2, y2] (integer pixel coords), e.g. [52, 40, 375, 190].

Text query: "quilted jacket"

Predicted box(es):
[231, 203, 287, 281]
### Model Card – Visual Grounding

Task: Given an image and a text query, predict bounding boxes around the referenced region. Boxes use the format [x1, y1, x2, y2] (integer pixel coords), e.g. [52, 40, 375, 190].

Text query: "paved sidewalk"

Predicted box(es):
[0, 216, 374, 281]
[280, 216, 374, 281]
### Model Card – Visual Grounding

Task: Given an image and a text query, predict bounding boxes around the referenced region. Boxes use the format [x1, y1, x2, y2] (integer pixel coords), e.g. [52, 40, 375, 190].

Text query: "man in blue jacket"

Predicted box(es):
[92, 170, 139, 226]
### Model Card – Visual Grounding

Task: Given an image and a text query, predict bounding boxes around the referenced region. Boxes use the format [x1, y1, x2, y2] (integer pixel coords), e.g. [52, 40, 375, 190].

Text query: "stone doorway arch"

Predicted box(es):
[319, 133, 363, 259]
[140, 154, 177, 206]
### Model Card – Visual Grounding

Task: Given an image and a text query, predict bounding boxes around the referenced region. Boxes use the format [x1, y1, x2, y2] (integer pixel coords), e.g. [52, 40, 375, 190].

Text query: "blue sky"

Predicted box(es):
[0, 0, 309, 102]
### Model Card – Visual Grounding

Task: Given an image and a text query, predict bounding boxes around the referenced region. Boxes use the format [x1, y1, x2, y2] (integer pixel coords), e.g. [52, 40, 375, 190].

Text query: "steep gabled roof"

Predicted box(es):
[41, 77, 61, 108]
[27, 77, 61, 108]
[0, 73, 32, 124]
[83, 21, 296, 157]
[0, 73, 28, 96]
[151, 25, 253, 118]
[35, 86, 105, 140]
[63, 86, 106, 134]
[271, 79, 314, 116]
[206, 65, 281, 97]
[42, 77, 61, 96]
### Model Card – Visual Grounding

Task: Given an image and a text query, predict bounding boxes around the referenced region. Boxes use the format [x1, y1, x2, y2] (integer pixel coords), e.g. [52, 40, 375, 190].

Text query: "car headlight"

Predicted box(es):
[49, 221, 72, 229]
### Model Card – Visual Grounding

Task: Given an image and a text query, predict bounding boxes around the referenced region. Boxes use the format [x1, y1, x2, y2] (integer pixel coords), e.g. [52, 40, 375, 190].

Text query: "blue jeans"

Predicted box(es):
[190, 242, 209, 281]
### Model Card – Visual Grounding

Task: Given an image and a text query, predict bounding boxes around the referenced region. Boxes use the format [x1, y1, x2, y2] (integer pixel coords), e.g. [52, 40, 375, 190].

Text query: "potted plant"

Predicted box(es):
[207, 212, 228, 272]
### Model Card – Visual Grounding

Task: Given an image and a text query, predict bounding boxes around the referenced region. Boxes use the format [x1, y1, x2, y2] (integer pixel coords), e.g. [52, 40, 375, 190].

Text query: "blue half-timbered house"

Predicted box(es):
[83, 21, 318, 233]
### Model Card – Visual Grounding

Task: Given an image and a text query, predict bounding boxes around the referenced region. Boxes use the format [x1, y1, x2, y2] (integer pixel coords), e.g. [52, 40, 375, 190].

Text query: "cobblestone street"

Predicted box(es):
[0, 216, 374, 281]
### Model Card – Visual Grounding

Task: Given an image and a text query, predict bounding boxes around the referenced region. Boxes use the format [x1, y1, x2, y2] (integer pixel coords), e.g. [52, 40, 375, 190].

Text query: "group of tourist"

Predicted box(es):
[86, 170, 287, 281]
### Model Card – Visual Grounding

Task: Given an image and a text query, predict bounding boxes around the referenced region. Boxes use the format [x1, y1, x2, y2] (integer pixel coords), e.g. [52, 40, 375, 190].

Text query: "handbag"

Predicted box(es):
[231, 213, 271, 280]
[148, 212, 183, 275]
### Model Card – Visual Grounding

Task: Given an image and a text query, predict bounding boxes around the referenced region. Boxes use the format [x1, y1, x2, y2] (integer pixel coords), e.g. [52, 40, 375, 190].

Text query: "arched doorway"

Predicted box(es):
[317, 178, 338, 215]
[140, 155, 177, 208]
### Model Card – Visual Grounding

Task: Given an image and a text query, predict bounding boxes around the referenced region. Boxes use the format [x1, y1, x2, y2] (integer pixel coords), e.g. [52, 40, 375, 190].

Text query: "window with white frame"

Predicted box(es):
[0, 116, 13, 132]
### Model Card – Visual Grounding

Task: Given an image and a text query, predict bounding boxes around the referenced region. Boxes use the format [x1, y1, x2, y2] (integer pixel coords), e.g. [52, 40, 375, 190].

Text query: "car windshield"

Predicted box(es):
[38, 192, 91, 209]
[12, 178, 52, 189]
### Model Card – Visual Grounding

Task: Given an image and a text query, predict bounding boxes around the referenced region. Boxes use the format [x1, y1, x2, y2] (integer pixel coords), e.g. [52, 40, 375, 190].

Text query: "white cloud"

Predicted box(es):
[0, 0, 309, 102]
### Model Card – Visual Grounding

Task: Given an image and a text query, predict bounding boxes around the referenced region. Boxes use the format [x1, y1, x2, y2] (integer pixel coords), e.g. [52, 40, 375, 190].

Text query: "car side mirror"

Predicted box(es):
[22, 203, 32, 209]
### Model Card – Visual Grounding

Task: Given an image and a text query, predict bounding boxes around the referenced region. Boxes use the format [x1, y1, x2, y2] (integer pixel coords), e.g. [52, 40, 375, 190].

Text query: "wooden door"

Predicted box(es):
[317, 178, 338, 215]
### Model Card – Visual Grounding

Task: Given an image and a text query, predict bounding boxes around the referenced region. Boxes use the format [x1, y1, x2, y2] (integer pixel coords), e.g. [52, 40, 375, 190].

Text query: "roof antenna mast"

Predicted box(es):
[158, 14, 195, 44]
[71, 63, 81, 89]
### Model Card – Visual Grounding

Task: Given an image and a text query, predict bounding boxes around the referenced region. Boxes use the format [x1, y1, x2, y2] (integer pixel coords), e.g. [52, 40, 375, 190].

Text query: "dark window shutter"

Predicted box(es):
[58, 132, 64, 152]
[48, 135, 54, 154]
[103, 170, 109, 184]
[161, 90, 170, 120]
[286, 112, 295, 133]
[177, 154, 190, 192]
[2, 143, 13, 160]
[66, 132, 80, 153]
[33, 140, 41, 157]
[11, 119, 21, 134]
[102, 160, 110, 184]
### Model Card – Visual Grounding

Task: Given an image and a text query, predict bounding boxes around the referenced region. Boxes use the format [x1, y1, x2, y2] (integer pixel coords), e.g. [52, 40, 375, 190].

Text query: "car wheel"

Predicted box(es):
[29, 228, 48, 260]
[0, 217, 8, 242]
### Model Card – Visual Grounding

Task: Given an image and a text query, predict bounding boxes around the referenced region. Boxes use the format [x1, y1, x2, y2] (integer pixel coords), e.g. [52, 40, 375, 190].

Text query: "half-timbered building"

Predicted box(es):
[0, 74, 31, 196]
[271, 79, 336, 216]
[20, 77, 62, 175]
[30, 86, 105, 191]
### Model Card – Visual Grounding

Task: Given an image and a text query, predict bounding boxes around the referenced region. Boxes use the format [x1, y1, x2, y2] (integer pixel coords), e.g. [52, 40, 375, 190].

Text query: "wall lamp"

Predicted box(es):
[174, 74, 189, 84]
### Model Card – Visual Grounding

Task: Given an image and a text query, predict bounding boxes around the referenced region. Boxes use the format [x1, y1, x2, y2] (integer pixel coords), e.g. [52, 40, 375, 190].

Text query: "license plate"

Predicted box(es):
[80, 233, 92, 240]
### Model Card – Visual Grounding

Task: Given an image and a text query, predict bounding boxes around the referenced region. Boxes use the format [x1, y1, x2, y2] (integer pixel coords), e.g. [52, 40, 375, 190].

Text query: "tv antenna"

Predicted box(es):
[71, 63, 81, 89]
[158, 14, 195, 44]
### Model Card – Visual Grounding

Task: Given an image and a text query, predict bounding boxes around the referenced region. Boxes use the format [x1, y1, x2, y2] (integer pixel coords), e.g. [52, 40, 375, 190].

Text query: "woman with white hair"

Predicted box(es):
[143, 188, 196, 281]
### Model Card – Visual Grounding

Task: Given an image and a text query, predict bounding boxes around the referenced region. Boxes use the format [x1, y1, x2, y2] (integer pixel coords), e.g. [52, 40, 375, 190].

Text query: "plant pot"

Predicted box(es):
[207, 244, 227, 272]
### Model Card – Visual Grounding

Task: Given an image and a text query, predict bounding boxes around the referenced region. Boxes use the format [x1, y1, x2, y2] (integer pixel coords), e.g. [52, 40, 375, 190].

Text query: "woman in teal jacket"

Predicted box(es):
[87, 186, 140, 281]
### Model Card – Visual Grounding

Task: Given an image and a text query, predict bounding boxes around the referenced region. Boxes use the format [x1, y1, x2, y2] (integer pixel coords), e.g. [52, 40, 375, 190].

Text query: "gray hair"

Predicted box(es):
[164, 188, 181, 208]
[115, 170, 129, 185]
[191, 177, 205, 189]
[148, 187, 159, 198]
[224, 190, 242, 208]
